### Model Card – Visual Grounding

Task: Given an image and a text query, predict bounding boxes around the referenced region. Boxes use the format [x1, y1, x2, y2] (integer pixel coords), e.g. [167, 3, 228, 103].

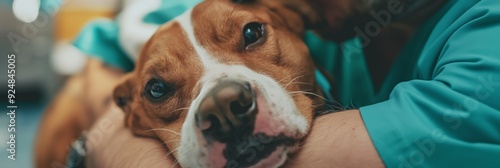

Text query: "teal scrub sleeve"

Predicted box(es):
[72, 0, 201, 72]
[72, 19, 135, 72]
[360, 1, 500, 167]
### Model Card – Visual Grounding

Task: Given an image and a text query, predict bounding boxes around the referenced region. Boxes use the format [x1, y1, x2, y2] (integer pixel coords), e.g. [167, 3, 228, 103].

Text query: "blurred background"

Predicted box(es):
[0, 0, 120, 167]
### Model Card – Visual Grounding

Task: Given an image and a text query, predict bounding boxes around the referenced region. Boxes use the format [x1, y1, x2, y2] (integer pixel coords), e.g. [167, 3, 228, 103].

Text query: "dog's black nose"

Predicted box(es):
[196, 80, 257, 142]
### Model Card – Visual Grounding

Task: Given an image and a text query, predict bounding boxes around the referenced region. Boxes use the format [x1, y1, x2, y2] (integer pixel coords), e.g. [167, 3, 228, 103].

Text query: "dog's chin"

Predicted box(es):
[187, 132, 299, 168]
[206, 133, 296, 168]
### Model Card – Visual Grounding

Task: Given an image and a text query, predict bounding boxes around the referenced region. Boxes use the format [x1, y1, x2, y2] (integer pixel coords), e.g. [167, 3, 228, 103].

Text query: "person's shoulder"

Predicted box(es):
[437, 0, 500, 37]
[454, 0, 500, 15]
[424, 0, 500, 41]
[439, 0, 500, 19]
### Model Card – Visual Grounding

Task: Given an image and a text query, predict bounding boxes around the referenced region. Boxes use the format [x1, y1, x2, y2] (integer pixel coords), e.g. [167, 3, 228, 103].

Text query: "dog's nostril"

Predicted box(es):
[230, 99, 254, 117]
[242, 81, 252, 91]
[196, 114, 212, 130]
[230, 81, 255, 117]
[206, 114, 221, 131]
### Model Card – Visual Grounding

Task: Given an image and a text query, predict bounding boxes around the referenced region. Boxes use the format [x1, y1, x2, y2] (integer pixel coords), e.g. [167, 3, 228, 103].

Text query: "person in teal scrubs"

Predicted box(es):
[74, 0, 500, 167]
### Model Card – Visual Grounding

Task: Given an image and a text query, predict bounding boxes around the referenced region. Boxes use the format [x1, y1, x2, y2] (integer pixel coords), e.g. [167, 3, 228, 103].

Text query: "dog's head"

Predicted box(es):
[114, 0, 323, 167]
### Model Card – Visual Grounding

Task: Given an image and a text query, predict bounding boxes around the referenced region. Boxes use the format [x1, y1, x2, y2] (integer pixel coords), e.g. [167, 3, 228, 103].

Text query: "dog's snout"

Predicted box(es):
[196, 80, 257, 142]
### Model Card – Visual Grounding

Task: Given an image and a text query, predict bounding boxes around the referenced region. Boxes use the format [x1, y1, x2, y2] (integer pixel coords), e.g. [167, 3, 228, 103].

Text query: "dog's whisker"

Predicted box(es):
[349, 99, 358, 109]
[288, 91, 327, 100]
[160, 146, 183, 166]
[159, 147, 186, 168]
[291, 90, 341, 106]
[283, 75, 304, 89]
[277, 71, 306, 84]
[163, 140, 181, 145]
[277, 76, 291, 84]
[170, 148, 194, 168]
[144, 128, 181, 136]
[165, 146, 181, 157]
[170, 159, 180, 168]
[318, 101, 346, 110]
[288, 81, 315, 86]
[288, 90, 346, 111]
[298, 141, 307, 148]
[321, 102, 347, 112]
[282, 81, 317, 91]
[169, 107, 189, 114]
[170, 158, 181, 168]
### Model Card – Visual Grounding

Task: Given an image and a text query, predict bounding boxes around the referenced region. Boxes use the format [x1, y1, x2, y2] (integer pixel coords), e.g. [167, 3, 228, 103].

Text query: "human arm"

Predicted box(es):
[287, 110, 384, 167]
[84, 108, 384, 168]
[84, 106, 179, 168]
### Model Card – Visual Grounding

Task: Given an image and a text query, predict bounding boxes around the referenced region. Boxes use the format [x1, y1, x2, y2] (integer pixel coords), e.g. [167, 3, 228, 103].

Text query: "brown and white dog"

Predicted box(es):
[113, 0, 325, 167]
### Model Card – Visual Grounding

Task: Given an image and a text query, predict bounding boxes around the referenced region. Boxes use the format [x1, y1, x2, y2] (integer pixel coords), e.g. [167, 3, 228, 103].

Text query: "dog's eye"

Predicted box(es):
[243, 22, 264, 47]
[145, 79, 172, 100]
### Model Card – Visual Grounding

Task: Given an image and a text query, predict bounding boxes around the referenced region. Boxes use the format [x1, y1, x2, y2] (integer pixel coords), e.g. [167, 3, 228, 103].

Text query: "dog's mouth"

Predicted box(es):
[223, 133, 296, 167]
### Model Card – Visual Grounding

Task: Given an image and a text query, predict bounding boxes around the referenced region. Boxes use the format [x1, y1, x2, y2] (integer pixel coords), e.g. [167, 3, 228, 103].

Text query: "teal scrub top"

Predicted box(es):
[73, 0, 500, 167]
[359, 0, 500, 167]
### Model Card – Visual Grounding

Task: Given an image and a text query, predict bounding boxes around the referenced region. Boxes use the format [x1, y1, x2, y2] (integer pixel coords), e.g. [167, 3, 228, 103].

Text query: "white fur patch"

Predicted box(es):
[176, 9, 219, 69]
[118, 0, 161, 61]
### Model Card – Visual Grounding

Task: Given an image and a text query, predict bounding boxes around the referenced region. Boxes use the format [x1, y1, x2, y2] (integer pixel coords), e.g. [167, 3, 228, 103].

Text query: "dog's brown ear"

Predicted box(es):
[259, 0, 324, 34]
[113, 73, 135, 113]
[113, 73, 156, 137]
[279, 0, 324, 29]
[230, 0, 323, 32]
